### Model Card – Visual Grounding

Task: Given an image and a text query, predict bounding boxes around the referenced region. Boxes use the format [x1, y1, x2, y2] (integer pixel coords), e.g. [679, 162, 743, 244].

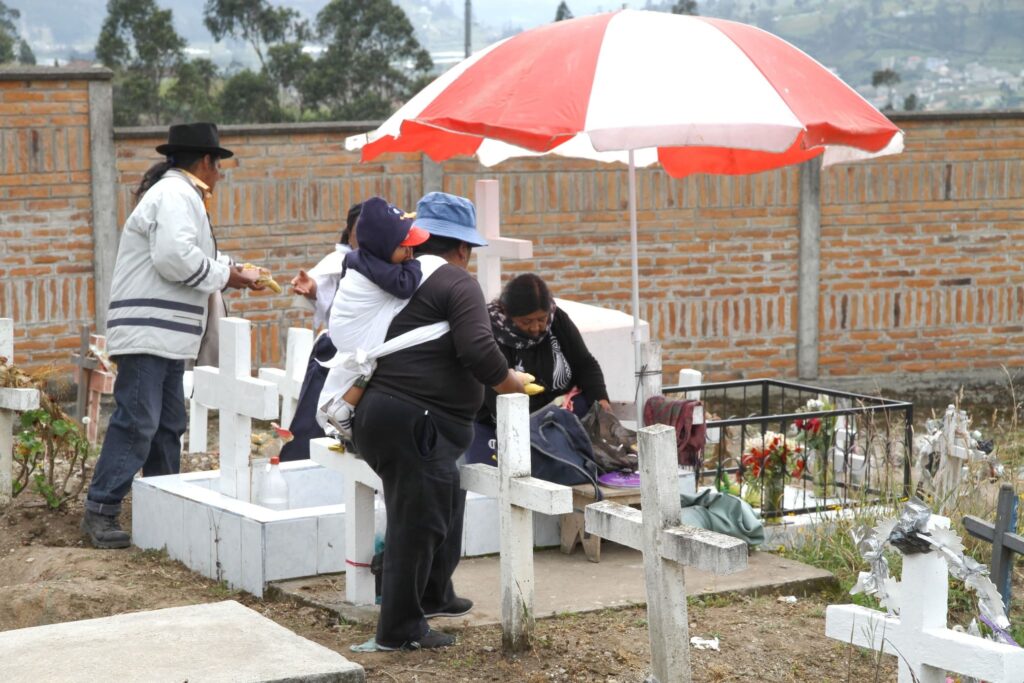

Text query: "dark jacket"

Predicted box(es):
[480, 307, 609, 423]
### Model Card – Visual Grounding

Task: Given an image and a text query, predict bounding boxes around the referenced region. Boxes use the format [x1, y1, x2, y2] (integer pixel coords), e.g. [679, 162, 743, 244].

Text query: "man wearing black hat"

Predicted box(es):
[81, 123, 261, 549]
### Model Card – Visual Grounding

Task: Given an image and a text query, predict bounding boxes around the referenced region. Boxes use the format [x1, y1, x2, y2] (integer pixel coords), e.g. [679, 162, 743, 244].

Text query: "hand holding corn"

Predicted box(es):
[240, 263, 283, 293]
[514, 371, 545, 396]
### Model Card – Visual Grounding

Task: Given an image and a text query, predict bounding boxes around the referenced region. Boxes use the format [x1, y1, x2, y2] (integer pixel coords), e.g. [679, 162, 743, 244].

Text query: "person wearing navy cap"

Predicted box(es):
[316, 197, 430, 439]
[352, 192, 524, 651]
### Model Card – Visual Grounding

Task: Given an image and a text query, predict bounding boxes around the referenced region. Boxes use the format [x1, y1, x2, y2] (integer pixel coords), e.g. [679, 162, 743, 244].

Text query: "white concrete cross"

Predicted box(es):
[193, 318, 279, 501]
[258, 327, 314, 430]
[309, 437, 383, 606]
[585, 424, 748, 683]
[0, 318, 40, 505]
[473, 179, 533, 303]
[825, 520, 1024, 683]
[460, 393, 574, 652]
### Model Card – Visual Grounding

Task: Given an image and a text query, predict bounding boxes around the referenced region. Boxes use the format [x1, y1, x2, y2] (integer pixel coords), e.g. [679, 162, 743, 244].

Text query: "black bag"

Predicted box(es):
[580, 402, 638, 473]
[529, 405, 602, 500]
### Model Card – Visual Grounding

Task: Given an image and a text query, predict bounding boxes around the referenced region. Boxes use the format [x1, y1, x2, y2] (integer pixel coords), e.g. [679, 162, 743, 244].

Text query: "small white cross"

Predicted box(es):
[585, 424, 748, 683]
[460, 393, 574, 652]
[258, 327, 314, 430]
[0, 318, 40, 504]
[310, 438, 383, 606]
[193, 318, 279, 501]
[473, 179, 533, 303]
[825, 518, 1024, 683]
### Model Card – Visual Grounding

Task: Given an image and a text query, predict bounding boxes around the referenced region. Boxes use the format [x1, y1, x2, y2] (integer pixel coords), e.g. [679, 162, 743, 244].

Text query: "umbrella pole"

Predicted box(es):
[628, 150, 644, 431]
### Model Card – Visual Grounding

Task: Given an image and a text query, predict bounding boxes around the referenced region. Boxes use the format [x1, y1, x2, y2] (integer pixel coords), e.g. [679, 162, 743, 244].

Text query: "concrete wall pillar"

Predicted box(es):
[797, 156, 822, 380]
[422, 155, 444, 195]
[89, 79, 117, 332]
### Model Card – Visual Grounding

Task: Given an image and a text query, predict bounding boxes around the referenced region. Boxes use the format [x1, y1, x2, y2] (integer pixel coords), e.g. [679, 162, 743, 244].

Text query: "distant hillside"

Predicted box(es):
[695, 0, 1024, 110]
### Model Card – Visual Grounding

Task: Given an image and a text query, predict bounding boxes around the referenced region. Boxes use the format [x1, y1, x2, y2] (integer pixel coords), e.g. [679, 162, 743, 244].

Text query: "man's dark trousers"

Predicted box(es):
[85, 354, 186, 515]
[353, 389, 470, 647]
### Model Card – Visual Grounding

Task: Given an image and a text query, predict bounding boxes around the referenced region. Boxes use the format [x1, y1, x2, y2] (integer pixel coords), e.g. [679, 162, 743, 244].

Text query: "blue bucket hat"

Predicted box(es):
[412, 192, 488, 247]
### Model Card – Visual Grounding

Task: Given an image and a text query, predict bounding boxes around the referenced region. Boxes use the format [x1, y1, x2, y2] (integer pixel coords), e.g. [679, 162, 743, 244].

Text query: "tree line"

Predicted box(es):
[1, 0, 432, 127]
[98, 0, 432, 126]
[0, 1, 36, 65]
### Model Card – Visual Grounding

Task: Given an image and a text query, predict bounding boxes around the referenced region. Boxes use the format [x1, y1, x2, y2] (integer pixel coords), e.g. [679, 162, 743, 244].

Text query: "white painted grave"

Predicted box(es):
[0, 318, 40, 505]
[473, 179, 533, 303]
[586, 424, 748, 683]
[133, 320, 566, 597]
[461, 393, 574, 651]
[258, 327, 314, 430]
[471, 177, 649, 404]
[193, 317, 279, 501]
[825, 517, 1024, 683]
[310, 438, 383, 606]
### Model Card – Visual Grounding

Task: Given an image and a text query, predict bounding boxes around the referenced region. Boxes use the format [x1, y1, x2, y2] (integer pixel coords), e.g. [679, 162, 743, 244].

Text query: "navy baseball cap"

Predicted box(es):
[354, 197, 428, 259]
[412, 192, 488, 247]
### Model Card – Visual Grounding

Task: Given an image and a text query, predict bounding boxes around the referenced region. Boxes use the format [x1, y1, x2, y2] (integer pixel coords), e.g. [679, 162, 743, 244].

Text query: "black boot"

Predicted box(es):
[81, 510, 130, 549]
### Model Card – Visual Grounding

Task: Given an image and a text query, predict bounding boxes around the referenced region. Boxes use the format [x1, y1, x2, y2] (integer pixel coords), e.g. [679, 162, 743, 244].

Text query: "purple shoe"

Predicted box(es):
[598, 471, 641, 488]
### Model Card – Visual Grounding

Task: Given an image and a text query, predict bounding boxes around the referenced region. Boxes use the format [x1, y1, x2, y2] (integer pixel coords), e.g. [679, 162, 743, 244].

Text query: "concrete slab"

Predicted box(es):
[0, 600, 364, 683]
[272, 543, 836, 627]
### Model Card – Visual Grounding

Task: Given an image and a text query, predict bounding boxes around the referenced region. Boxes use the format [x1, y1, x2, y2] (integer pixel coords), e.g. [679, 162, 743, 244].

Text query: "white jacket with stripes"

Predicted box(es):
[105, 169, 231, 360]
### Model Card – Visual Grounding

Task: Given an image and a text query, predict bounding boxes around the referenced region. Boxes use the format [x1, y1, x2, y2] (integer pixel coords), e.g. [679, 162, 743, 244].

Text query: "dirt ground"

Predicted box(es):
[0, 492, 896, 682]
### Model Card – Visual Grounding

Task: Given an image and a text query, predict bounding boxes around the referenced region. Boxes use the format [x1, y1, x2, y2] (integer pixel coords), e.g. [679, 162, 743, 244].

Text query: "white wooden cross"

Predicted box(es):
[825, 518, 1024, 683]
[258, 327, 314, 430]
[473, 179, 533, 302]
[0, 318, 40, 505]
[585, 424, 748, 683]
[309, 437, 383, 606]
[460, 393, 574, 652]
[193, 317, 279, 501]
[182, 370, 210, 454]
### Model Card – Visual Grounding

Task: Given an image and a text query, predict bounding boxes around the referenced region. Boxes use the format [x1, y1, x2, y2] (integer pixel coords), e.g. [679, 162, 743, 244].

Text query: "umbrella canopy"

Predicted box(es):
[347, 10, 903, 175]
[346, 9, 903, 423]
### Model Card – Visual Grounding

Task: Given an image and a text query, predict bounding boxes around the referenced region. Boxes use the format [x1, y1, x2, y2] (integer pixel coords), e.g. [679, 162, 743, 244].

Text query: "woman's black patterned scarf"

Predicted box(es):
[488, 301, 572, 391]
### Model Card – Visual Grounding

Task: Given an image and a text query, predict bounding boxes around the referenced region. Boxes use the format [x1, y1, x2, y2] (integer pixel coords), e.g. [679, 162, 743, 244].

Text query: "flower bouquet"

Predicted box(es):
[793, 397, 836, 499]
[740, 430, 804, 518]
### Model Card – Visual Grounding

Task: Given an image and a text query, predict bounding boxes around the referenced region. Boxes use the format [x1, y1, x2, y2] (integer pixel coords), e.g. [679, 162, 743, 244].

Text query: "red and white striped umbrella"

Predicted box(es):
[347, 10, 903, 176]
[347, 10, 903, 421]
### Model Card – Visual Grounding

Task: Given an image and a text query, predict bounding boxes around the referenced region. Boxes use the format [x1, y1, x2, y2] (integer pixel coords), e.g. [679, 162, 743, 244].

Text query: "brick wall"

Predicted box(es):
[0, 68, 108, 370]
[0, 68, 1018, 389]
[111, 114, 1024, 388]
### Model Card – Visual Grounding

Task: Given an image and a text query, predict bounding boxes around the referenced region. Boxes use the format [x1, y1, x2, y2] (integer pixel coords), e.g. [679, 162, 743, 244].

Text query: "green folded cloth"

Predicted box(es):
[680, 489, 765, 546]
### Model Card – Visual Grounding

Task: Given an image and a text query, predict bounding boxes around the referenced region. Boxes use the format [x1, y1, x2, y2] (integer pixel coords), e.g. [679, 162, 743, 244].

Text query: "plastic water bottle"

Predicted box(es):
[258, 456, 289, 510]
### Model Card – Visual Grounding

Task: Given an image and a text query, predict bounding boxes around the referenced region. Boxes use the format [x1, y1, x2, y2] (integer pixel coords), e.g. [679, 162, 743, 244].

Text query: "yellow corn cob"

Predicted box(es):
[241, 263, 283, 293]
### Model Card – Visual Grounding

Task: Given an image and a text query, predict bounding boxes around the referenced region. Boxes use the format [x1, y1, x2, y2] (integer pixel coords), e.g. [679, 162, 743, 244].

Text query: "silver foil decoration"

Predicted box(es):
[849, 498, 1016, 640]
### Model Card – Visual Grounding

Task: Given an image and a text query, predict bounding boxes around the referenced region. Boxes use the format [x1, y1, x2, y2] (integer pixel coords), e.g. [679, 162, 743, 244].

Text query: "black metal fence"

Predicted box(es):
[661, 378, 913, 519]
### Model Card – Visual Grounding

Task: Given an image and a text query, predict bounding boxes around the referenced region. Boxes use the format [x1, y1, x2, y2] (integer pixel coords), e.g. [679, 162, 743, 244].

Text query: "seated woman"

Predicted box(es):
[468, 273, 611, 463]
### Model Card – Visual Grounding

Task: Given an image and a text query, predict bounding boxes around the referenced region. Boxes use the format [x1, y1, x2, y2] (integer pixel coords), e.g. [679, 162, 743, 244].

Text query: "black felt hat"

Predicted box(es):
[155, 122, 234, 159]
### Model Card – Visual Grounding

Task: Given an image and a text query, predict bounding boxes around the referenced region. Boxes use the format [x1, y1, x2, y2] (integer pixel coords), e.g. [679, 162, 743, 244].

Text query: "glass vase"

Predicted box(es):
[808, 448, 831, 500]
[763, 472, 786, 519]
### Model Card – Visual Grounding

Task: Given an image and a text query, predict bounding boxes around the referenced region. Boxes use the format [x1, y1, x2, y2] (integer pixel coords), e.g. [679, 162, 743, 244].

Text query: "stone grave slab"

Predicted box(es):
[0, 600, 363, 683]
[272, 542, 836, 628]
